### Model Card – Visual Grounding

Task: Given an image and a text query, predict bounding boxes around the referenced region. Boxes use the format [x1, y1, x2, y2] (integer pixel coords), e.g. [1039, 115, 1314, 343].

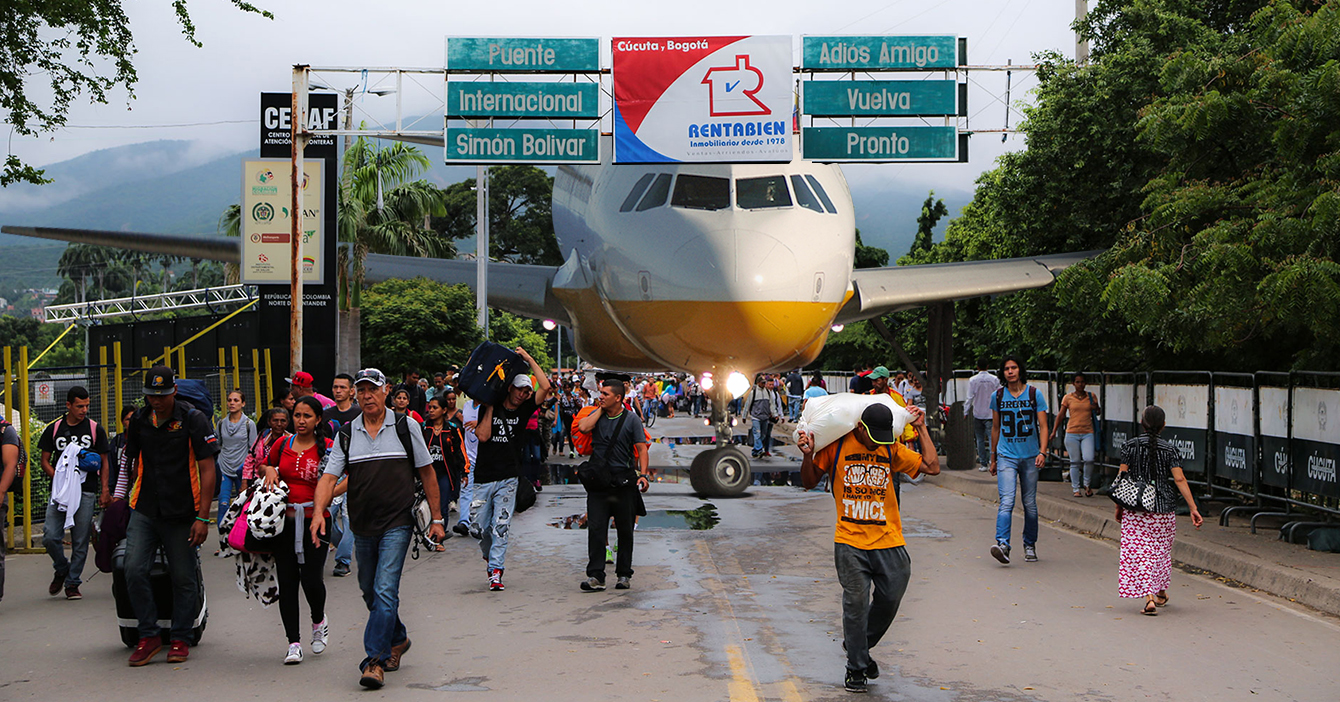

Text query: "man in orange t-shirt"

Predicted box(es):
[798, 402, 940, 693]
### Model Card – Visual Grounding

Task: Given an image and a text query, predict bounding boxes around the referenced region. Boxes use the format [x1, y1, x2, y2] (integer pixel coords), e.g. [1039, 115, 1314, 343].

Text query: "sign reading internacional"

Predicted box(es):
[446, 82, 600, 119]
[446, 37, 600, 73]
[612, 36, 792, 163]
[802, 126, 958, 162]
[802, 35, 958, 71]
[241, 158, 324, 284]
[445, 127, 599, 164]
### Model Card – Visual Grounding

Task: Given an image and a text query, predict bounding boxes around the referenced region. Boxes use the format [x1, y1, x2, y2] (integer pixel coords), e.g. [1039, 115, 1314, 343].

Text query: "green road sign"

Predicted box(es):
[447, 37, 600, 73]
[447, 82, 599, 119]
[801, 36, 958, 71]
[445, 128, 599, 163]
[803, 80, 957, 117]
[802, 126, 958, 162]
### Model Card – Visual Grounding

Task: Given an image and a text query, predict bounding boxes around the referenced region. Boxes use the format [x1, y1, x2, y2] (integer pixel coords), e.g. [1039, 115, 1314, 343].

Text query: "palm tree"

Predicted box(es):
[338, 137, 450, 309]
[218, 204, 241, 284]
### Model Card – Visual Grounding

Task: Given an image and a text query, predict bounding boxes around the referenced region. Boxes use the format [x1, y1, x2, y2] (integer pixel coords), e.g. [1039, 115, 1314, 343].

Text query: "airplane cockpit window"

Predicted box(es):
[804, 175, 838, 214]
[620, 174, 656, 212]
[789, 175, 824, 213]
[736, 176, 792, 209]
[671, 175, 730, 211]
[635, 173, 673, 211]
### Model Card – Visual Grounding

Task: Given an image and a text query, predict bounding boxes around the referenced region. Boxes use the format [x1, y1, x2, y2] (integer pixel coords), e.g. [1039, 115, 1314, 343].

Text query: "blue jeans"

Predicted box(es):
[456, 469, 475, 526]
[995, 456, 1039, 547]
[353, 526, 411, 668]
[44, 490, 96, 588]
[328, 497, 354, 567]
[124, 511, 202, 641]
[1065, 432, 1096, 491]
[217, 473, 241, 527]
[641, 398, 659, 421]
[972, 417, 992, 467]
[469, 478, 517, 571]
[788, 394, 802, 422]
[751, 417, 774, 454]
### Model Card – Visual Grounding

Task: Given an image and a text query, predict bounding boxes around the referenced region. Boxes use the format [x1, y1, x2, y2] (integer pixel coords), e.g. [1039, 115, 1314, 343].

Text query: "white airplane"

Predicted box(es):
[3, 137, 1091, 495]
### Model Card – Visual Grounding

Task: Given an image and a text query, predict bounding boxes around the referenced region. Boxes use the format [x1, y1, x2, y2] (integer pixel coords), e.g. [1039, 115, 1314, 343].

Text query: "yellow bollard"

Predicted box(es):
[178, 348, 186, 379]
[263, 348, 274, 410]
[99, 346, 110, 428]
[114, 342, 123, 424]
[3, 346, 12, 550]
[18, 346, 32, 552]
[218, 347, 228, 406]
[252, 349, 263, 421]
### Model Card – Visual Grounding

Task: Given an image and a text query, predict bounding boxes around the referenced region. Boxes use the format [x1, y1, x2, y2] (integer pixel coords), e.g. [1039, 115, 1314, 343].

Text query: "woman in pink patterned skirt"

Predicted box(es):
[1115, 405, 1203, 615]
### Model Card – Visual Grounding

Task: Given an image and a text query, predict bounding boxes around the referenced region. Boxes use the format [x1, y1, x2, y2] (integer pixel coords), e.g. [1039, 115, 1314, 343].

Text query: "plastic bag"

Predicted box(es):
[793, 393, 913, 452]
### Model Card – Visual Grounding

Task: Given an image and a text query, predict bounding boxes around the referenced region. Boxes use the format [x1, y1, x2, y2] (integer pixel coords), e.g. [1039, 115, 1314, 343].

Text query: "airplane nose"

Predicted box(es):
[732, 228, 799, 297]
[670, 228, 800, 299]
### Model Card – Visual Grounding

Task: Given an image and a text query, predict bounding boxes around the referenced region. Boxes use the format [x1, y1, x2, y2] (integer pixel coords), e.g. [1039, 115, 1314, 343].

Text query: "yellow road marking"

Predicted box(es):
[725, 644, 761, 702]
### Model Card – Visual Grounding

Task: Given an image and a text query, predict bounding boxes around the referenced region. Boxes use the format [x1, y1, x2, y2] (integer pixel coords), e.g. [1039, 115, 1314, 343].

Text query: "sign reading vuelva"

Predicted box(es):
[612, 36, 793, 163]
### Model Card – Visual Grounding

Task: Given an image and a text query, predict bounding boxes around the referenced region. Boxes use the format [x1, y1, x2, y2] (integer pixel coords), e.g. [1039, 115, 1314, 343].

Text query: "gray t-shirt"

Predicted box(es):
[215, 415, 256, 477]
[591, 409, 646, 472]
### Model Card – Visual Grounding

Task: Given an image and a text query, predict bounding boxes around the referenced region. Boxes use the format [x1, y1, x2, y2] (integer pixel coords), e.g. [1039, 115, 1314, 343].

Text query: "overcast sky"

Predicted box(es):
[10, 0, 1081, 192]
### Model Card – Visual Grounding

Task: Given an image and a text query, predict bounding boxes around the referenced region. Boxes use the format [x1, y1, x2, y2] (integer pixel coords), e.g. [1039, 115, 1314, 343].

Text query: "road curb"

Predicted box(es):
[928, 470, 1340, 617]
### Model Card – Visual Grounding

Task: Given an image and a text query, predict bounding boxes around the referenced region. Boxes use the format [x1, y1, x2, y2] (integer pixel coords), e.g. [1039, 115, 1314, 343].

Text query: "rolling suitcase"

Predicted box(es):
[111, 539, 208, 648]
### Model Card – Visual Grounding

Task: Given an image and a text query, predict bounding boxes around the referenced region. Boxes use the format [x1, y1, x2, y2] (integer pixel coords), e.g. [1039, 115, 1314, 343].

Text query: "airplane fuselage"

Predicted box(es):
[553, 145, 854, 377]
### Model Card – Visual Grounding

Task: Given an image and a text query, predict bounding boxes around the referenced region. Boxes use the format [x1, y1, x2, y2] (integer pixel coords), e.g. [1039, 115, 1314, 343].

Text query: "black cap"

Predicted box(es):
[143, 365, 176, 396]
[859, 403, 898, 445]
[595, 371, 631, 384]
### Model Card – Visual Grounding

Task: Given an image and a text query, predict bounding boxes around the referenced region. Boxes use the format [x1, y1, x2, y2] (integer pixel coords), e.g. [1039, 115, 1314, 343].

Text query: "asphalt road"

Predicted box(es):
[2, 476, 1337, 701]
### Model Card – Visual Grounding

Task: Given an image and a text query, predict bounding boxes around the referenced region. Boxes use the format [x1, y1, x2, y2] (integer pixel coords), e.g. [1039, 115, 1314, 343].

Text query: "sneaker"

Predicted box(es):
[452, 522, 470, 537]
[332, 562, 350, 578]
[580, 577, 606, 592]
[128, 637, 162, 667]
[865, 659, 879, 679]
[64, 585, 82, 600]
[48, 572, 63, 596]
[615, 576, 631, 590]
[489, 568, 504, 591]
[284, 642, 303, 665]
[605, 547, 615, 563]
[844, 670, 868, 693]
[1024, 545, 1038, 562]
[311, 617, 329, 654]
[385, 638, 411, 671]
[977, 466, 989, 472]
[166, 639, 190, 663]
[360, 661, 385, 689]
[990, 542, 1011, 564]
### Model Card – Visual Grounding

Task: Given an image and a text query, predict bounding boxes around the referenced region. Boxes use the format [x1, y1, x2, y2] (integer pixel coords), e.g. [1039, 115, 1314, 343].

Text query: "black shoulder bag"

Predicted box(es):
[577, 410, 630, 493]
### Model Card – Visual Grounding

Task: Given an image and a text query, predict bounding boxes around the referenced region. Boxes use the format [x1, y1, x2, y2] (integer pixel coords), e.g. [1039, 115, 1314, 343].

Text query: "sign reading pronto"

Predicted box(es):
[241, 158, 324, 284]
[445, 127, 598, 163]
[803, 80, 957, 117]
[447, 37, 600, 73]
[802, 126, 957, 162]
[802, 35, 958, 71]
[447, 82, 600, 119]
[612, 35, 793, 163]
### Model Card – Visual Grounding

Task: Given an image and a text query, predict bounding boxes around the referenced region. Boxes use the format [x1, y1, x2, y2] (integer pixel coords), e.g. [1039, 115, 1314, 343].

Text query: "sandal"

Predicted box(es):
[1073, 491, 1083, 497]
[1142, 600, 1158, 616]
[1085, 488, 1094, 497]
[1154, 593, 1169, 607]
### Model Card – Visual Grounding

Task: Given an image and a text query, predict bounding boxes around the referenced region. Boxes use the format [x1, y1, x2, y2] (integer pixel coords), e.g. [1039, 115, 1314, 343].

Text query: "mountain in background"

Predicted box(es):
[0, 139, 973, 289]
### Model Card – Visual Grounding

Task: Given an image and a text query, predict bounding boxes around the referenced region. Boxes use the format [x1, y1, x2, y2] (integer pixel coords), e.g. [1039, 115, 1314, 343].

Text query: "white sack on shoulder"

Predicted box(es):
[793, 393, 913, 452]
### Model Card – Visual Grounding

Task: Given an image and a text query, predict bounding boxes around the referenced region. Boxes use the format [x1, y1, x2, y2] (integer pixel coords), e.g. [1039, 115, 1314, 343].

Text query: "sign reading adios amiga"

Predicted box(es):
[612, 36, 793, 163]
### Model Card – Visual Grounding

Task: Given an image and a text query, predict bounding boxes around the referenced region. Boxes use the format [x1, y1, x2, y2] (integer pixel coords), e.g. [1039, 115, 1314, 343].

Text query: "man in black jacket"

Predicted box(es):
[575, 377, 650, 592]
[118, 366, 218, 667]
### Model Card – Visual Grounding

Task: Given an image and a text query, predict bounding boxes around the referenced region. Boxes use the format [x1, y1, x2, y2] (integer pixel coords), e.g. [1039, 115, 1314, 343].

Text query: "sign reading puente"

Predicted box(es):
[444, 37, 601, 164]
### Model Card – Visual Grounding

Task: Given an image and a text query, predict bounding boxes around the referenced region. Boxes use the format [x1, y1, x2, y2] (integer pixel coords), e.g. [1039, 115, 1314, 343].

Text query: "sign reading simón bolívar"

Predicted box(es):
[445, 127, 599, 164]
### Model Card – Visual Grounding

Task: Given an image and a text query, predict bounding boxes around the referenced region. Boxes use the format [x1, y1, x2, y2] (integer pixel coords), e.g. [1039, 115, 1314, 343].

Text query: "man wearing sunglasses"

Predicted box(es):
[471, 347, 551, 592]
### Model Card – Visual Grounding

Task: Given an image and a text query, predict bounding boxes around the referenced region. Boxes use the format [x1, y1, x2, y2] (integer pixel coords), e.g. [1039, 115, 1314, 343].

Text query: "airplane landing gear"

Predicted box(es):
[689, 383, 751, 497]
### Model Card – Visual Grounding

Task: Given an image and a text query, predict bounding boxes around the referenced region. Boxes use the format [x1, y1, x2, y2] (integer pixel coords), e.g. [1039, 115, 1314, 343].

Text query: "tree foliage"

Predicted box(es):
[436, 166, 562, 266]
[0, 315, 82, 367]
[359, 277, 552, 376]
[2, 1, 272, 186]
[853, 228, 889, 269]
[906, 0, 1339, 372]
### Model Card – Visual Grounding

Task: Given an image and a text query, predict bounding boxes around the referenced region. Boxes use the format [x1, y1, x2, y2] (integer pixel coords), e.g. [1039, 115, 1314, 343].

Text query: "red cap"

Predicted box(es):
[287, 371, 314, 389]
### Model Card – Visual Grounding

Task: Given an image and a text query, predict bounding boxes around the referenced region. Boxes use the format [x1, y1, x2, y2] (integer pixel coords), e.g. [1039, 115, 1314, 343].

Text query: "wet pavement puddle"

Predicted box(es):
[547, 503, 721, 530]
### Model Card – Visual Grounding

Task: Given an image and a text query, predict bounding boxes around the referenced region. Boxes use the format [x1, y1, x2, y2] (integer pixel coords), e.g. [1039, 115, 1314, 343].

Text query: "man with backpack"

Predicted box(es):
[989, 356, 1051, 565]
[310, 367, 444, 689]
[39, 385, 109, 601]
[574, 377, 650, 592]
[118, 366, 219, 666]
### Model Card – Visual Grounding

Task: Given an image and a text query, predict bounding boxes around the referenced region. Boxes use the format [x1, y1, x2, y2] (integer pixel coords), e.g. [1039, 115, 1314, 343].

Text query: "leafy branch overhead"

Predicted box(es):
[1, 1, 273, 187]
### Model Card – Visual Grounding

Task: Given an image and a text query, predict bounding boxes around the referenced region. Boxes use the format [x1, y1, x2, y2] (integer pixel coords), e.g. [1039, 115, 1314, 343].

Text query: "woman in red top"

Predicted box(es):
[390, 387, 423, 423]
[261, 395, 341, 665]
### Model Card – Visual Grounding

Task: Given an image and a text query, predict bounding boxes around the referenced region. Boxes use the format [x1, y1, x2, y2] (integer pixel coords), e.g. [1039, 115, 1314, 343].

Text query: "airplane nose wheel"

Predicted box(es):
[689, 445, 751, 497]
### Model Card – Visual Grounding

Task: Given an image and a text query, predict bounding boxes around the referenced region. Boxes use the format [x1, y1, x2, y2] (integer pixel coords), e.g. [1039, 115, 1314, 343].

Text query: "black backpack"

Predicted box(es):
[458, 342, 525, 407]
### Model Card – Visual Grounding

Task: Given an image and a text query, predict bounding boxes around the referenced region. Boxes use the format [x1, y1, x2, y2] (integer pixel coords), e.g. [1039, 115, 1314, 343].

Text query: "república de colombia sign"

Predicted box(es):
[612, 36, 793, 163]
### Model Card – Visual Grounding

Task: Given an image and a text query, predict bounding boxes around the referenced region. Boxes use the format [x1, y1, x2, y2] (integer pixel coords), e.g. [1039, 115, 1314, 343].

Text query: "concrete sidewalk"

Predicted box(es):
[927, 466, 1340, 617]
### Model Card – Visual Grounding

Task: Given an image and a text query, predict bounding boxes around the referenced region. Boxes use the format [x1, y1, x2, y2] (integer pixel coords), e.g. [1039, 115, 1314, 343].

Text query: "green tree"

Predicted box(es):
[436, 166, 562, 266]
[0, 315, 82, 367]
[359, 278, 553, 376]
[907, 192, 948, 258]
[853, 228, 889, 269]
[2, 1, 272, 186]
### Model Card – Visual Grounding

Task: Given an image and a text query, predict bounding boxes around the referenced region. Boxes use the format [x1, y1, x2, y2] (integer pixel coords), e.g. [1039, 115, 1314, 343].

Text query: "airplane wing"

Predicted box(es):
[833, 251, 1100, 325]
[0, 225, 566, 324]
[363, 254, 567, 325]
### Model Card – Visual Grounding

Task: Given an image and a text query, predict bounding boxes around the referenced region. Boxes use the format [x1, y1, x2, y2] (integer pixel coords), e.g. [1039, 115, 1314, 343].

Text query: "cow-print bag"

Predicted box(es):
[219, 485, 280, 607]
[244, 480, 289, 554]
